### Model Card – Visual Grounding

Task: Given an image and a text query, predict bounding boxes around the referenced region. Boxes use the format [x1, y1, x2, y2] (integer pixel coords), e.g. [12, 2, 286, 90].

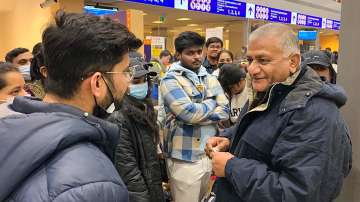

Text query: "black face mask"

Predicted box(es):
[92, 75, 120, 119]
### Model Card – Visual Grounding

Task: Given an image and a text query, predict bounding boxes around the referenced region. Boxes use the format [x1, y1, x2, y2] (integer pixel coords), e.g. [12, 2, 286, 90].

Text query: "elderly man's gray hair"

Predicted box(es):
[249, 23, 300, 56]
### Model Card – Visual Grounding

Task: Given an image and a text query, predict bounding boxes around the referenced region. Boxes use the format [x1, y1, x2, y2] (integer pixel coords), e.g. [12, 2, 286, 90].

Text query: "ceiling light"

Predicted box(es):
[142, 12, 147, 16]
[176, 18, 192, 21]
[152, 21, 163, 24]
[188, 24, 199, 27]
[216, 26, 224, 29]
[194, 28, 202, 31]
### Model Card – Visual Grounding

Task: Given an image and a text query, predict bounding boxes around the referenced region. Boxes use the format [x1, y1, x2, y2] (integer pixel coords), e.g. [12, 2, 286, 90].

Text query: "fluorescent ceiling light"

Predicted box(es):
[152, 21, 163, 24]
[188, 24, 199, 27]
[176, 18, 192, 21]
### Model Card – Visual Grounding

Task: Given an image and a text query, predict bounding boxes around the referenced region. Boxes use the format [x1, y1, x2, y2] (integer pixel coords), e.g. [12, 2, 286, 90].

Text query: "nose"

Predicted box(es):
[247, 61, 261, 76]
[194, 52, 202, 60]
[19, 89, 28, 96]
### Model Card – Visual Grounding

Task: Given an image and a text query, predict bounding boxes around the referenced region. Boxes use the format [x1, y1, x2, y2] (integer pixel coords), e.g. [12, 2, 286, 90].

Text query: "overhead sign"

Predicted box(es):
[246, 3, 255, 19]
[188, 0, 246, 17]
[296, 13, 322, 28]
[333, 20, 341, 30]
[174, 0, 188, 10]
[255, 5, 292, 24]
[215, 0, 246, 17]
[125, 0, 174, 8]
[291, 12, 297, 25]
[124, 0, 341, 30]
[326, 19, 334, 29]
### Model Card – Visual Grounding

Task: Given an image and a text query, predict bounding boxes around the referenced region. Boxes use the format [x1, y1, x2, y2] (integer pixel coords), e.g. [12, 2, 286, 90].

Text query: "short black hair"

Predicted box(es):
[30, 43, 45, 81]
[42, 10, 142, 99]
[205, 37, 223, 48]
[218, 63, 246, 94]
[5, 48, 30, 63]
[175, 31, 205, 53]
[159, 50, 172, 58]
[0, 62, 20, 90]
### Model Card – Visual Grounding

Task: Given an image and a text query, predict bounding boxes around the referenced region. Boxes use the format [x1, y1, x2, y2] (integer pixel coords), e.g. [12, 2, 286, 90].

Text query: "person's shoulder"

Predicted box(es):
[47, 142, 127, 200]
[10, 142, 128, 202]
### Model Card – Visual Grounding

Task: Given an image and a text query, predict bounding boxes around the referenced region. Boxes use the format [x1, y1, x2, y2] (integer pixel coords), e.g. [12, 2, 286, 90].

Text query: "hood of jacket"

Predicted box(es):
[279, 66, 347, 114]
[167, 62, 209, 84]
[0, 96, 119, 201]
[248, 65, 347, 115]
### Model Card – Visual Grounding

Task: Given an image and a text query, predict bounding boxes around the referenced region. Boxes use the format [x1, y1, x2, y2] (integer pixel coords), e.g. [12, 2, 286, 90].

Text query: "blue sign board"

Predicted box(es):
[298, 30, 317, 41]
[254, 5, 291, 24]
[188, 0, 246, 17]
[125, 0, 174, 8]
[123, 0, 341, 30]
[296, 13, 322, 28]
[333, 20, 341, 30]
[326, 19, 334, 29]
[84, 5, 118, 16]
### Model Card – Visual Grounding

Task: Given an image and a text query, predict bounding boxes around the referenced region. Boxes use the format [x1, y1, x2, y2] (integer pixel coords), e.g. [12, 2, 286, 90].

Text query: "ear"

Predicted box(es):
[289, 53, 301, 74]
[39, 66, 48, 78]
[89, 72, 103, 98]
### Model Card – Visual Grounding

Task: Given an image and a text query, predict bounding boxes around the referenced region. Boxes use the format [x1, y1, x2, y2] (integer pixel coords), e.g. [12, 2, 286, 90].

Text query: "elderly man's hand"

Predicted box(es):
[211, 152, 234, 177]
[205, 137, 230, 158]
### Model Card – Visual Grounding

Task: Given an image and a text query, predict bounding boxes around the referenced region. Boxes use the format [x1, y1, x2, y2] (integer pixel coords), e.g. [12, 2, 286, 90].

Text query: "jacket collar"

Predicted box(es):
[168, 62, 208, 82]
[10, 96, 120, 160]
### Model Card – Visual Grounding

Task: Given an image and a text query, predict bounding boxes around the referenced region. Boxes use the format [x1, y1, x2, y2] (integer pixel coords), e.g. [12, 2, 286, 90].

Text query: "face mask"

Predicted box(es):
[18, 65, 31, 81]
[129, 82, 148, 100]
[92, 76, 118, 118]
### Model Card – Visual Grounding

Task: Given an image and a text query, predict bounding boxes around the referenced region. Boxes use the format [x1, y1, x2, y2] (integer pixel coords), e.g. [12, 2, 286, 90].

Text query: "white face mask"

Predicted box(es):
[18, 65, 31, 81]
[106, 102, 116, 114]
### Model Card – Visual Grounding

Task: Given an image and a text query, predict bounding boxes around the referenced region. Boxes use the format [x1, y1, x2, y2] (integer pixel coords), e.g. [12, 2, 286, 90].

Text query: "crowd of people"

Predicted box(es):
[0, 10, 352, 202]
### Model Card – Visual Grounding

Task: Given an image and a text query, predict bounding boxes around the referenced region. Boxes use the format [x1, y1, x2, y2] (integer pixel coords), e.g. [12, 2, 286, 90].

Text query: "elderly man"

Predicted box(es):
[206, 23, 352, 202]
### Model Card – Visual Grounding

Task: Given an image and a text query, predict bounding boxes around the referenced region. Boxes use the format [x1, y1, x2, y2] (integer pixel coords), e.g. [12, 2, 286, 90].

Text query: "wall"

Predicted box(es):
[0, 0, 83, 60]
[0, 0, 54, 60]
[319, 34, 339, 51]
[335, 0, 360, 201]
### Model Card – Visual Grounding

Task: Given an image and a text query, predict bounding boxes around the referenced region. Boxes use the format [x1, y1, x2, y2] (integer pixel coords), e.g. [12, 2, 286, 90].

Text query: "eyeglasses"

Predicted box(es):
[104, 70, 135, 80]
[81, 65, 137, 81]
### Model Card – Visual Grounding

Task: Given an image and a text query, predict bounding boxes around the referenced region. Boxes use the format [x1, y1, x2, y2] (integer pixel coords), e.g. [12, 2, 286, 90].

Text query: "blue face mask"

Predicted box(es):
[18, 65, 31, 81]
[129, 82, 148, 100]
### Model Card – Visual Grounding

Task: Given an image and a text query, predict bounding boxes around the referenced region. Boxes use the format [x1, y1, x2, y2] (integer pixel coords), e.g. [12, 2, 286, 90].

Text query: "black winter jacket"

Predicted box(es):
[0, 96, 129, 202]
[108, 96, 165, 202]
[213, 66, 352, 202]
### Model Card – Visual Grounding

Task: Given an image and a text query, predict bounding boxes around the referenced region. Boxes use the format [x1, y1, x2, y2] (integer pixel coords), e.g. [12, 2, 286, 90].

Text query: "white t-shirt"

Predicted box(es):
[229, 86, 248, 123]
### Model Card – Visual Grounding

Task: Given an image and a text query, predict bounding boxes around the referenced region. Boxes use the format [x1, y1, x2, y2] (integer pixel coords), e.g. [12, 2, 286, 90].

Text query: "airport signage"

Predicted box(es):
[124, 0, 341, 30]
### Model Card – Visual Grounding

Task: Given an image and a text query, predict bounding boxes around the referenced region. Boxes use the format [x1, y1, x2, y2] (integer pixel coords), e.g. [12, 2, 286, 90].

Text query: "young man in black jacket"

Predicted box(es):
[0, 10, 141, 202]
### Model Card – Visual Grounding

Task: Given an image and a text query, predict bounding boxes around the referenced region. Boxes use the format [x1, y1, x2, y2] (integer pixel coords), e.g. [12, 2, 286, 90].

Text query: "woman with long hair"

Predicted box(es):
[107, 52, 165, 202]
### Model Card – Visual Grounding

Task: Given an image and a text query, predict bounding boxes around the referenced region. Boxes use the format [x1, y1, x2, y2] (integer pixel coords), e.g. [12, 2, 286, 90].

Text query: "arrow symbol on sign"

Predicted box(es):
[248, 6, 253, 15]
